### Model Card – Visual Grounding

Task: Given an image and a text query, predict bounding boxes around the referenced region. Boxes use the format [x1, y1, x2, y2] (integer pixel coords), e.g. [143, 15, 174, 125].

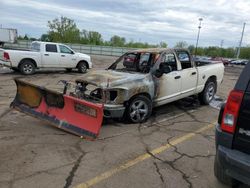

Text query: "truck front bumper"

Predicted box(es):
[103, 104, 125, 118]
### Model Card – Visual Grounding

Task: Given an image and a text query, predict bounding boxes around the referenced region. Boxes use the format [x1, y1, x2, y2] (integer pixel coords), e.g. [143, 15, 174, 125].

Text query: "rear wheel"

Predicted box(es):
[125, 95, 152, 123]
[77, 62, 88, 73]
[199, 81, 216, 105]
[214, 152, 238, 186]
[19, 60, 35, 75]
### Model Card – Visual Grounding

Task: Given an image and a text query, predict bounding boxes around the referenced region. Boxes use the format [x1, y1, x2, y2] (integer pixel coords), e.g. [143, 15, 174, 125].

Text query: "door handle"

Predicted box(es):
[191, 72, 197, 75]
[61, 55, 65, 57]
[175, 76, 181, 79]
[44, 54, 49, 56]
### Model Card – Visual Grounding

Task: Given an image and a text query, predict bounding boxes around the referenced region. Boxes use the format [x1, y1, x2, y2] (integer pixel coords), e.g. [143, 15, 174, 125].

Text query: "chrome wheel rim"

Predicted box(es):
[206, 84, 215, 102]
[129, 100, 148, 123]
[23, 64, 33, 74]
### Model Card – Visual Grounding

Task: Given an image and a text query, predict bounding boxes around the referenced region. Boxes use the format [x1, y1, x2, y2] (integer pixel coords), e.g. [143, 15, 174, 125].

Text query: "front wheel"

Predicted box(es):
[77, 62, 88, 73]
[125, 95, 152, 123]
[199, 81, 216, 105]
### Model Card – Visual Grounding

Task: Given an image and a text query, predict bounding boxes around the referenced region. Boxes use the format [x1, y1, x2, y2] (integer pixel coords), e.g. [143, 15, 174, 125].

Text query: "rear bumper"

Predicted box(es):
[0, 60, 12, 68]
[217, 145, 250, 185]
[103, 104, 125, 118]
[216, 124, 250, 185]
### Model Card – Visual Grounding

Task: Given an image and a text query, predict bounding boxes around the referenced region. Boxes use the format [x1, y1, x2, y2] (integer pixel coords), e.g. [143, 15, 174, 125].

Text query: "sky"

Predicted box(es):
[0, 0, 249, 47]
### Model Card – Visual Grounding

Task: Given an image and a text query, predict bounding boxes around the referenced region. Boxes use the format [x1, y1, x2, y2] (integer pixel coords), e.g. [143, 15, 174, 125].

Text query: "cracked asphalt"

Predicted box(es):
[0, 57, 249, 188]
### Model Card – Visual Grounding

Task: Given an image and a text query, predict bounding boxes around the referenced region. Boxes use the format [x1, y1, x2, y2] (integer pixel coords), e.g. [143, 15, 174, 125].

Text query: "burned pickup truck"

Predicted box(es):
[11, 48, 224, 139]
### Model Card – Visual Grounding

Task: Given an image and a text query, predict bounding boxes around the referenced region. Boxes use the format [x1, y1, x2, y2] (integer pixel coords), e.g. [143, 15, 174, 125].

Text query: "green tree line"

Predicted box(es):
[18, 16, 250, 59]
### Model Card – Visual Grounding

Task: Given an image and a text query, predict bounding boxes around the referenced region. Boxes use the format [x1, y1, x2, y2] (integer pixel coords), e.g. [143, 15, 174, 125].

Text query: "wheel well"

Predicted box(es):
[19, 58, 37, 68]
[77, 60, 89, 69]
[125, 92, 152, 105]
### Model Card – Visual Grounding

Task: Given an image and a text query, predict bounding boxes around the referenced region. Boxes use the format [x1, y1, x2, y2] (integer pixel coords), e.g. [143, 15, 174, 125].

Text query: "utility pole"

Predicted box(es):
[220, 40, 224, 48]
[195, 18, 203, 57]
[236, 22, 246, 59]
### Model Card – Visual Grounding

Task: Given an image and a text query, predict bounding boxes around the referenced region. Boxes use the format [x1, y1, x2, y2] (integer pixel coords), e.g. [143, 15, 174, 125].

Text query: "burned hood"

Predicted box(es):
[76, 70, 148, 88]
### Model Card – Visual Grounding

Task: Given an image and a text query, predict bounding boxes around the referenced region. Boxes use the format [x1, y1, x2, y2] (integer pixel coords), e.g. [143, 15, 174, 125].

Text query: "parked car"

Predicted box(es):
[211, 57, 229, 65]
[0, 41, 92, 74]
[214, 62, 250, 186]
[240, 60, 249, 65]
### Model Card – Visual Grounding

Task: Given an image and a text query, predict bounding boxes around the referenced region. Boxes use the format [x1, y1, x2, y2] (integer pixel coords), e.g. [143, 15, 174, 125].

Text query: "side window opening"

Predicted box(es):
[31, 42, 41, 52]
[177, 51, 192, 69]
[46, 44, 57, 53]
[163, 53, 177, 71]
[59, 45, 73, 54]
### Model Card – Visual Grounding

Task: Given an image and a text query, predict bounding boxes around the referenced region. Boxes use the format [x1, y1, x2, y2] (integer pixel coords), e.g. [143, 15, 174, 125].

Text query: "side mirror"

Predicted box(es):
[160, 63, 172, 74]
[71, 51, 75, 54]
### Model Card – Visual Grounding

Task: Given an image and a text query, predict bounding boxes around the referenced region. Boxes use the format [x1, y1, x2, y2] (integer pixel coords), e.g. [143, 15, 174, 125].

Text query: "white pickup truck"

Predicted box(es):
[60, 48, 225, 123]
[0, 41, 92, 74]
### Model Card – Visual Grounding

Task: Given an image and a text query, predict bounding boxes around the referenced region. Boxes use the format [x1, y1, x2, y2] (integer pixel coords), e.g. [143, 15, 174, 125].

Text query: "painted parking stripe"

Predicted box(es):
[75, 121, 216, 188]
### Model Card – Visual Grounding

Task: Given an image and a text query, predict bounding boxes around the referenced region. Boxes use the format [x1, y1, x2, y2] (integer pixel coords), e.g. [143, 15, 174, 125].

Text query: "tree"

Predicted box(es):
[159, 41, 167, 48]
[188, 45, 195, 53]
[48, 16, 80, 43]
[80, 30, 103, 45]
[175, 41, 188, 48]
[40, 34, 50, 42]
[88, 31, 103, 45]
[239, 47, 250, 59]
[110, 35, 126, 47]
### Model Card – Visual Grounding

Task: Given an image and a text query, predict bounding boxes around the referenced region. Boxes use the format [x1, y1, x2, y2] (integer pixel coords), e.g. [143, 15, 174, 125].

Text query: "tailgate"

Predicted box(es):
[0, 48, 4, 61]
[11, 79, 104, 139]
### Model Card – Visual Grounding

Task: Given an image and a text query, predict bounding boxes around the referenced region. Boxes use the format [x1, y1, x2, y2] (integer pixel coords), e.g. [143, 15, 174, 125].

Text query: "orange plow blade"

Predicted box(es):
[10, 79, 104, 139]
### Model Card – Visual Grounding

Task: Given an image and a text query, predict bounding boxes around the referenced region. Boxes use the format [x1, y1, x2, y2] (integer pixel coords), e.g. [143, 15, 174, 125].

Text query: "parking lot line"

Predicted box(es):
[75, 121, 216, 188]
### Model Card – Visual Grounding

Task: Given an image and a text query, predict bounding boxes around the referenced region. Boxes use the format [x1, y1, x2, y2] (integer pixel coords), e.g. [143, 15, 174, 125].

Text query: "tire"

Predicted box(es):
[214, 152, 237, 186]
[65, 68, 72, 72]
[19, 60, 35, 75]
[125, 95, 152, 123]
[199, 81, 216, 105]
[77, 62, 88, 73]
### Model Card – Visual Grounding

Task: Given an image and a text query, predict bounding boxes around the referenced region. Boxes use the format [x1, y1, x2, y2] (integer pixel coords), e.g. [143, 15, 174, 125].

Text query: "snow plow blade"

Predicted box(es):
[10, 79, 104, 139]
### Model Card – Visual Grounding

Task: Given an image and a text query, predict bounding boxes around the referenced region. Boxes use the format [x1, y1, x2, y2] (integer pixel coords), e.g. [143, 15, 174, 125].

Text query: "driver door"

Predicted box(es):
[154, 53, 182, 106]
[59, 45, 76, 68]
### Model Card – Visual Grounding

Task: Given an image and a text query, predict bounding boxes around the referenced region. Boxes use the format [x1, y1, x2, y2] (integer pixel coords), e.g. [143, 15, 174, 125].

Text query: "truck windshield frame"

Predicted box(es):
[108, 52, 159, 74]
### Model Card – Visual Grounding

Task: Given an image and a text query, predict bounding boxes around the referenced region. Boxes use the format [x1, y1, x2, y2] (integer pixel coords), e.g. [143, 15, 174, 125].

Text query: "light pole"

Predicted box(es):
[195, 18, 203, 57]
[236, 22, 246, 59]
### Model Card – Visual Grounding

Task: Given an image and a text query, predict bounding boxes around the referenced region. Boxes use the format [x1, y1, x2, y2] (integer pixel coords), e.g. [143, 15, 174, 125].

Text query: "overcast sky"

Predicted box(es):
[0, 0, 249, 47]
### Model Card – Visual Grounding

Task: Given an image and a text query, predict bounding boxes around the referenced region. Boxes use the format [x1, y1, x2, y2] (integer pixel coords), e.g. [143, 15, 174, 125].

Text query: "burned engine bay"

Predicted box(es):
[61, 80, 120, 104]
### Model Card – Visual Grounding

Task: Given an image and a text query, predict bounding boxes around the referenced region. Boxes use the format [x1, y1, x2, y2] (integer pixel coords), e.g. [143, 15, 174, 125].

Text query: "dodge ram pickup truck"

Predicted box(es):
[0, 41, 92, 74]
[73, 48, 224, 122]
[11, 48, 224, 138]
